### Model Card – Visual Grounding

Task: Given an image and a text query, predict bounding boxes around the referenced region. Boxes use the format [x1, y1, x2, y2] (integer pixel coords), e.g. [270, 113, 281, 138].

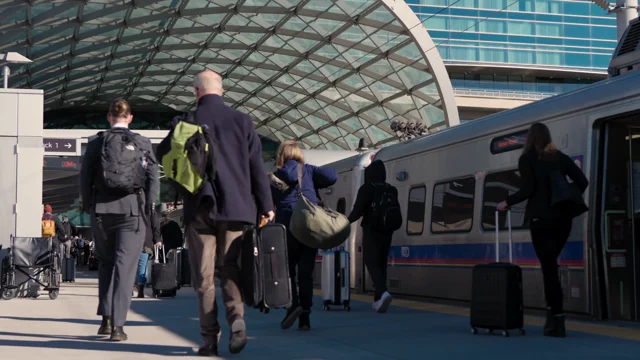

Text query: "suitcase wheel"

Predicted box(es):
[152, 290, 159, 298]
[1, 288, 16, 300]
[323, 304, 330, 311]
[519, 328, 526, 336]
[471, 327, 478, 335]
[49, 290, 59, 300]
[344, 305, 351, 312]
[501, 330, 509, 337]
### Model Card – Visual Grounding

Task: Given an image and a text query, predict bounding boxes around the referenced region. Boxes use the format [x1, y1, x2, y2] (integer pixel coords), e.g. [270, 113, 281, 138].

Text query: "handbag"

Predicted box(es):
[549, 159, 588, 219]
[289, 164, 351, 250]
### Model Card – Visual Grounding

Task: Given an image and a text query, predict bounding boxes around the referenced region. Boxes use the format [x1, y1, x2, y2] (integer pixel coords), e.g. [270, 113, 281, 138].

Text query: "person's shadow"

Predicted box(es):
[0, 330, 195, 356]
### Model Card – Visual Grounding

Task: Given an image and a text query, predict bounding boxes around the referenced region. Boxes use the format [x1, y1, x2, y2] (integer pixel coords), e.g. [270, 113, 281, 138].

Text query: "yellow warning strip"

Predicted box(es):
[313, 289, 640, 341]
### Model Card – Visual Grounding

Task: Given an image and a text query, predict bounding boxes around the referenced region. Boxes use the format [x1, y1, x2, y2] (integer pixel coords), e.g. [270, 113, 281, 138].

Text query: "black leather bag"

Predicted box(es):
[549, 166, 588, 219]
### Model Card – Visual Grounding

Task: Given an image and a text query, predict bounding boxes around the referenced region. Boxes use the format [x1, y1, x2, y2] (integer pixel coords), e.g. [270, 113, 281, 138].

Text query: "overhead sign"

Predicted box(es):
[43, 157, 79, 170]
[43, 138, 76, 153]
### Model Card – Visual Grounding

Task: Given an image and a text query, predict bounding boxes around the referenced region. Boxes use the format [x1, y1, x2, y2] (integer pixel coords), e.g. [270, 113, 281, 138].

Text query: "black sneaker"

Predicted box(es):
[298, 311, 310, 331]
[280, 306, 303, 330]
[544, 315, 566, 338]
[228, 319, 247, 354]
[197, 343, 218, 357]
[97, 316, 111, 335]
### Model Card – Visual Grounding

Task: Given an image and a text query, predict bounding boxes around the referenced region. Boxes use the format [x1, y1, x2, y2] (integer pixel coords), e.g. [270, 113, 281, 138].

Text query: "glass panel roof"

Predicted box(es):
[2, 0, 457, 150]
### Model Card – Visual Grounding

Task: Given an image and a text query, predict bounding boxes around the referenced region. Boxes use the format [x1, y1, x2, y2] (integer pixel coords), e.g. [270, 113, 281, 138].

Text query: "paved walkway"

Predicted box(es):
[0, 270, 639, 359]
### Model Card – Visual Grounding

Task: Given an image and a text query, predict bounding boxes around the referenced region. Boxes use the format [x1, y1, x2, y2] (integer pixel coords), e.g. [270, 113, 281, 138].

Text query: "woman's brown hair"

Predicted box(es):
[109, 98, 131, 118]
[275, 140, 304, 168]
[523, 122, 557, 161]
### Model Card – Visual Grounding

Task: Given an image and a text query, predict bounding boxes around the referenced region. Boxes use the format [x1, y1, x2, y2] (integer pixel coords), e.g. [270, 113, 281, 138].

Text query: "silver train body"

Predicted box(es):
[318, 71, 640, 321]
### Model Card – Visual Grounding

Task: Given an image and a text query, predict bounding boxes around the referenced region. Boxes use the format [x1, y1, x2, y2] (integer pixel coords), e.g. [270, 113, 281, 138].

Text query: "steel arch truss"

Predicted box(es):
[1, 0, 459, 150]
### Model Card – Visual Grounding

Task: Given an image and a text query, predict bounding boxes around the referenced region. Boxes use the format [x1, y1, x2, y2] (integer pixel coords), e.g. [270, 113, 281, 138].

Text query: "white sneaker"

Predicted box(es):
[372, 300, 380, 311]
[376, 292, 392, 313]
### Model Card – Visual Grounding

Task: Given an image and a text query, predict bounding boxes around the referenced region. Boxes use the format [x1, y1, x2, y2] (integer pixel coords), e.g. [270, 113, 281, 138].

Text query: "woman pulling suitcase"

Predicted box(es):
[496, 122, 588, 338]
[268, 140, 337, 331]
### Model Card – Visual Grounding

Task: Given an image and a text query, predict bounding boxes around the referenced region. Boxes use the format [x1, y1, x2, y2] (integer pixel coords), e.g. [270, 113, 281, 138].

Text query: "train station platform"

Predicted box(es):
[0, 271, 639, 360]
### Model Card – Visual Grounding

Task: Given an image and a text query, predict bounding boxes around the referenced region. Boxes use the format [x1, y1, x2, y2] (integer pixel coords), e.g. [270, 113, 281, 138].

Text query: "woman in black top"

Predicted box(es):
[497, 122, 588, 338]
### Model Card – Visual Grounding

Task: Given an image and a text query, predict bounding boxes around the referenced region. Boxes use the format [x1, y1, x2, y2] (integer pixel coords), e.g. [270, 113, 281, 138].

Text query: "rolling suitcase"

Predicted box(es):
[241, 222, 291, 311]
[321, 247, 351, 311]
[151, 245, 178, 298]
[61, 257, 76, 282]
[167, 247, 191, 288]
[470, 210, 524, 337]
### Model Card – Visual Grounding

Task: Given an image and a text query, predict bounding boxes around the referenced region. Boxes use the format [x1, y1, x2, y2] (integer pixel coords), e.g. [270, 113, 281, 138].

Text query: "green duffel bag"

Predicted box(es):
[289, 164, 351, 250]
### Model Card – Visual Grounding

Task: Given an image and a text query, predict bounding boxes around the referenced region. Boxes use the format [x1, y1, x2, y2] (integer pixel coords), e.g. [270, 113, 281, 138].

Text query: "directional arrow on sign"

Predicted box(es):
[65, 143, 72, 148]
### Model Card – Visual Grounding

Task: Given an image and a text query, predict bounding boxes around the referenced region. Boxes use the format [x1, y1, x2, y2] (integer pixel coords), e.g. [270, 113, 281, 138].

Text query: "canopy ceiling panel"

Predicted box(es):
[2, 0, 459, 150]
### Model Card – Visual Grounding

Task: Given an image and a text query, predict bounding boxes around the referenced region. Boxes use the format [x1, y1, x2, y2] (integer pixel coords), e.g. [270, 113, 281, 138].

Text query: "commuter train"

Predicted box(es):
[317, 70, 640, 322]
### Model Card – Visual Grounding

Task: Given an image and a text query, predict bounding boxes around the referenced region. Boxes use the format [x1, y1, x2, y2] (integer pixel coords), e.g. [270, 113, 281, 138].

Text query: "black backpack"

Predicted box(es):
[97, 128, 147, 195]
[369, 183, 403, 232]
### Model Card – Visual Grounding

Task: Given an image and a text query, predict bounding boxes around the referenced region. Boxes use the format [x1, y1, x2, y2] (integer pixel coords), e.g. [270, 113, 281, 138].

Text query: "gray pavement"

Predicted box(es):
[0, 270, 639, 360]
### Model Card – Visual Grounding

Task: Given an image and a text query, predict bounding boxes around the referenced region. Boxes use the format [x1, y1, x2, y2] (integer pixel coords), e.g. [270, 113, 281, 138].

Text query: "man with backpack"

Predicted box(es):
[80, 98, 158, 342]
[347, 159, 402, 313]
[156, 70, 274, 357]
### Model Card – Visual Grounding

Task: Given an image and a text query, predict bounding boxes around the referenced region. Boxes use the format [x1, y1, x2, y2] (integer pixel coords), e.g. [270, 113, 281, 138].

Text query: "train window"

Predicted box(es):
[431, 177, 475, 233]
[337, 198, 346, 215]
[482, 170, 530, 231]
[490, 129, 528, 154]
[406, 186, 427, 235]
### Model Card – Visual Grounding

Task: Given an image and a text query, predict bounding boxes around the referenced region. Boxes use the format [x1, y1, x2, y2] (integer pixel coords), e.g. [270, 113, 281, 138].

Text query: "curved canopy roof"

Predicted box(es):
[1, 0, 459, 150]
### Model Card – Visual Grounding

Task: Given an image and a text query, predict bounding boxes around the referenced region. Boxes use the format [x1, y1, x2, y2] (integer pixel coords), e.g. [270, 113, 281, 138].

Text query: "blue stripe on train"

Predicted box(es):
[386, 241, 583, 265]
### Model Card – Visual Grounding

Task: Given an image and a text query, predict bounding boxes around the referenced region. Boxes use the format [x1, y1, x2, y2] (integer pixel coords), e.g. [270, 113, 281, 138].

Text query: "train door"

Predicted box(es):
[597, 120, 640, 321]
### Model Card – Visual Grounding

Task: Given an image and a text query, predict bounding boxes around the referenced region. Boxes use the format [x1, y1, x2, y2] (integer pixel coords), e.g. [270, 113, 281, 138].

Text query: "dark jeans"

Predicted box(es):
[529, 218, 572, 315]
[278, 211, 316, 312]
[363, 228, 393, 301]
[287, 231, 317, 312]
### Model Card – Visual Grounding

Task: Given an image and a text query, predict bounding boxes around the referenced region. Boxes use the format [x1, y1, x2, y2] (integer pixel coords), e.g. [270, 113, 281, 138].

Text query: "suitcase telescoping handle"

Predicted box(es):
[494, 210, 513, 264]
[154, 244, 166, 264]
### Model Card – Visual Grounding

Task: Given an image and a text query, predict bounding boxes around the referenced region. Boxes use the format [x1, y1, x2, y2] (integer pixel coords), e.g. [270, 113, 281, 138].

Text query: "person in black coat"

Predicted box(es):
[135, 207, 162, 298]
[497, 122, 588, 338]
[347, 160, 398, 313]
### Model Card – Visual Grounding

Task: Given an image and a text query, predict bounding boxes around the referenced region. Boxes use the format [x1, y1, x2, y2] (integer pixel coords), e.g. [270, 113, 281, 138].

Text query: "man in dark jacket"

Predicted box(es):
[182, 70, 274, 357]
[135, 207, 162, 298]
[160, 211, 183, 252]
[60, 216, 77, 259]
[347, 160, 397, 313]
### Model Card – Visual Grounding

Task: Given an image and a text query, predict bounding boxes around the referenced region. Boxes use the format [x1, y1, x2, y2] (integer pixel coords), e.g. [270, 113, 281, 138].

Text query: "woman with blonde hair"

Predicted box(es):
[497, 122, 588, 338]
[268, 140, 337, 331]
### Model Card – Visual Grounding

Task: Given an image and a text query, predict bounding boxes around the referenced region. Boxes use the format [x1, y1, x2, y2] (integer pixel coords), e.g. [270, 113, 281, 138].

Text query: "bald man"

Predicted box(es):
[181, 70, 274, 357]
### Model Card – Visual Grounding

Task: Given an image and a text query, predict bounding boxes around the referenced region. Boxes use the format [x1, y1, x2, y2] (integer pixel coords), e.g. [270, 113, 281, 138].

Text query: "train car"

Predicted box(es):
[313, 151, 377, 288]
[321, 69, 640, 321]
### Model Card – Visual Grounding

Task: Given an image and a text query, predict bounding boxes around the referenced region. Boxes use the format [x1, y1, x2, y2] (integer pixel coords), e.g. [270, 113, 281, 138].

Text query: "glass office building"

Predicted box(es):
[407, 0, 616, 95]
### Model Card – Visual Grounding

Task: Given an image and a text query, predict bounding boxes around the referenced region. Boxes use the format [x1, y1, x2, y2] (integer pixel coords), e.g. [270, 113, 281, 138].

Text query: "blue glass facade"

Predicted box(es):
[407, 0, 616, 93]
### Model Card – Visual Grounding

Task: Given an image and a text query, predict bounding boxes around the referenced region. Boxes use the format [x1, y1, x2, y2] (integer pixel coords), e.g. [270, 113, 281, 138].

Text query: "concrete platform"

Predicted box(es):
[0, 270, 639, 360]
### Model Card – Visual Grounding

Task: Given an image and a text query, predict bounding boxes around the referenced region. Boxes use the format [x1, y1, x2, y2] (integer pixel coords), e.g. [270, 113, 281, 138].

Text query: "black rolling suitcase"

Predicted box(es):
[151, 245, 178, 298]
[62, 257, 76, 282]
[470, 210, 524, 337]
[167, 247, 191, 288]
[241, 222, 291, 312]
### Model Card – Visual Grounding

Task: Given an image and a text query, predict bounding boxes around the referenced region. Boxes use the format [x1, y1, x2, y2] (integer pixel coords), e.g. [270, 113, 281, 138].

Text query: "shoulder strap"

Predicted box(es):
[296, 163, 303, 196]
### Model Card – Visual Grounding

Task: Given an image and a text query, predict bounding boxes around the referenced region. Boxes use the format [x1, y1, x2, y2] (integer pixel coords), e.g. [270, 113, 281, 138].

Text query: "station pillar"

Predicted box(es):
[0, 88, 44, 248]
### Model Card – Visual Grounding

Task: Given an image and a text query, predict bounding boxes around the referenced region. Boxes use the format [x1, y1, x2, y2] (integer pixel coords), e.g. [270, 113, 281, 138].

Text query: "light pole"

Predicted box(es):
[592, 0, 639, 40]
[1, 52, 32, 89]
